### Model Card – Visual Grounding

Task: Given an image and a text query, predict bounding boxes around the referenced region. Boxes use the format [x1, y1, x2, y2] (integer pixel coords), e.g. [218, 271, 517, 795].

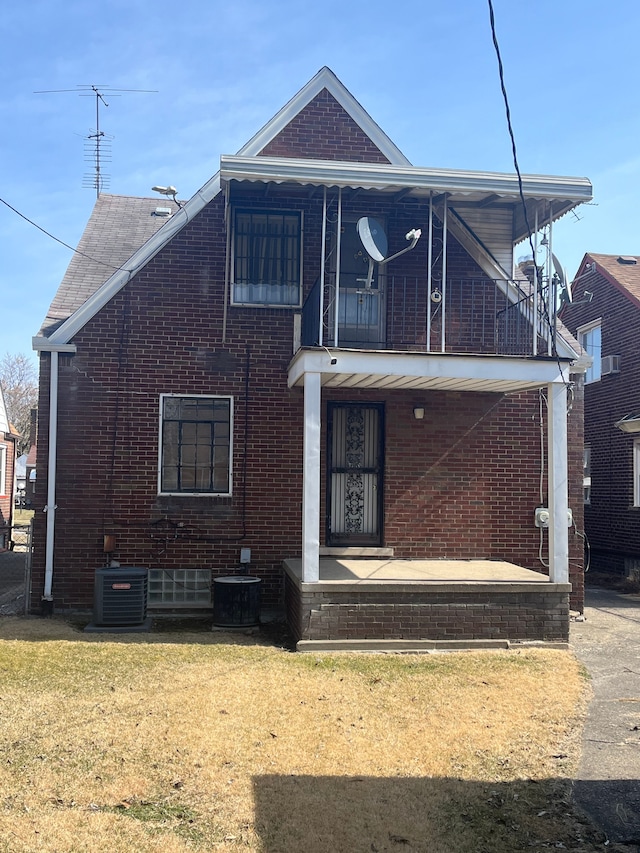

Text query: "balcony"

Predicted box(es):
[302, 275, 551, 358]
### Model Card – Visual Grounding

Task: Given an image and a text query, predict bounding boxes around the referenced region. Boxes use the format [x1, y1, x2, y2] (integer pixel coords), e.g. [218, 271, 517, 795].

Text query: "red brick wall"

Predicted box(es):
[258, 89, 392, 163]
[31, 188, 585, 613]
[561, 264, 640, 577]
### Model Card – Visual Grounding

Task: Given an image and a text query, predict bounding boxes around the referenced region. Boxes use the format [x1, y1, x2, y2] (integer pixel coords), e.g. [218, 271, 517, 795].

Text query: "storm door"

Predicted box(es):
[327, 403, 384, 546]
[331, 219, 386, 347]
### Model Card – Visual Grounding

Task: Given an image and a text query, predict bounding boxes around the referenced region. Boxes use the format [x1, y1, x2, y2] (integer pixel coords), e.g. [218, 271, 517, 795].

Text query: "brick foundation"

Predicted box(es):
[284, 570, 570, 645]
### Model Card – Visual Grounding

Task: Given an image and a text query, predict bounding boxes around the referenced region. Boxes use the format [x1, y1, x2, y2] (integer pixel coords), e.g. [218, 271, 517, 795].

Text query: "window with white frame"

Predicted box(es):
[159, 396, 232, 495]
[634, 440, 640, 507]
[583, 444, 591, 505]
[232, 209, 302, 306]
[578, 320, 602, 383]
[0, 445, 6, 497]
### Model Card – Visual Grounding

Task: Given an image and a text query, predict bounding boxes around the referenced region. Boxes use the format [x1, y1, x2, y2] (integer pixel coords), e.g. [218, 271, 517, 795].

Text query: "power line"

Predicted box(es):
[486, 0, 559, 360]
[0, 195, 125, 272]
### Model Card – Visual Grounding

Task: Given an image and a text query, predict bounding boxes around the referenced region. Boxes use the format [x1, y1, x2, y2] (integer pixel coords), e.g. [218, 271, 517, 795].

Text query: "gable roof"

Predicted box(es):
[41, 194, 174, 335]
[0, 384, 13, 438]
[34, 66, 590, 363]
[584, 253, 640, 310]
[237, 67, 411, 165]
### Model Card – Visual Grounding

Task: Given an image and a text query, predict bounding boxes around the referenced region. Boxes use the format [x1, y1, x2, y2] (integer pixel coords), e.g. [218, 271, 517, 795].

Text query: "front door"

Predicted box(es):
[327, 403, 384, 546]
[331, 220, 386, 347]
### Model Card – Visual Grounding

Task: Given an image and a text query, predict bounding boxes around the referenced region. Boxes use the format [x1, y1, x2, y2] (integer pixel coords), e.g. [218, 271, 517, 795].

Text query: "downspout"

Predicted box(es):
[42, 350, 59, 613]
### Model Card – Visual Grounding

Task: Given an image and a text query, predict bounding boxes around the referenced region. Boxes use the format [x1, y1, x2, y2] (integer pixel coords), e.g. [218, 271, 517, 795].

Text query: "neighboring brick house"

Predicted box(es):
[0, 384, 18, 551]
[561, 253, 640, 580]
[32, 68, 592, 644]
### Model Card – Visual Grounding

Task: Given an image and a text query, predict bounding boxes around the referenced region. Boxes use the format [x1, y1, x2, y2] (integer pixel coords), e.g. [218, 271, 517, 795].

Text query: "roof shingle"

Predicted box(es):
[41, 194, 174, 334]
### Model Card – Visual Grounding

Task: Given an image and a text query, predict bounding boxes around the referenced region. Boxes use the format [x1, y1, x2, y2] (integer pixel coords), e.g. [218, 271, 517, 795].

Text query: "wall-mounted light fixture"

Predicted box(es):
[615, 413, 640, 433]
[413, 407, 425, 420]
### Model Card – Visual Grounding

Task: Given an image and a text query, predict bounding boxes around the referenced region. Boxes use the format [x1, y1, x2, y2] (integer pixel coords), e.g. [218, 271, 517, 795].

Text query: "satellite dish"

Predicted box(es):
[552, 253, 571, 303]
[357, 217, 388, 262]
[355, 217, 421, 288]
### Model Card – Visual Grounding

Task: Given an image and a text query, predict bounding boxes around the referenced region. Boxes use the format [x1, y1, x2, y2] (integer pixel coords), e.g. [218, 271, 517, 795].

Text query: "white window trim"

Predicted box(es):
[583, 444, 591, 506]
[634, 440, 640, 507]
[230, 208, 304, 308]
[157, 394, 233, 497]
[0, 445, 6, 498]
[578, 318, 602, 384]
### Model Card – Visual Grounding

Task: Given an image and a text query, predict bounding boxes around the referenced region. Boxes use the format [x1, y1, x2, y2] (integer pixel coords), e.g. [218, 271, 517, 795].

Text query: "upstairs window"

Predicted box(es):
[159, 396, 232, 495]
[578, 320, 602, 383]
[232, 210, 302, 307]
[0, 445, 6, 497]
[634, 440, 640, 507]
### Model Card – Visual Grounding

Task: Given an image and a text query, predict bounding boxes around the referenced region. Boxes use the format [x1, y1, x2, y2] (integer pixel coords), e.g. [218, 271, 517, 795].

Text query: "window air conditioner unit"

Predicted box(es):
[601, 355, 621, 376]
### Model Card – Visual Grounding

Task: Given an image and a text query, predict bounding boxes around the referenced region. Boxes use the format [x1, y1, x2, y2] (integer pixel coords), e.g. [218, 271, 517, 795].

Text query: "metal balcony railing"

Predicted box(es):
[301, 275, 551, 357]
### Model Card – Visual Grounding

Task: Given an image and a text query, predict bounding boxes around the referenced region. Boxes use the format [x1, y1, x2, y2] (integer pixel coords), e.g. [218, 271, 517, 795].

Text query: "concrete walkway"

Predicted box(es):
[0, 549, 27, 615]
[571, 587, 640, 848]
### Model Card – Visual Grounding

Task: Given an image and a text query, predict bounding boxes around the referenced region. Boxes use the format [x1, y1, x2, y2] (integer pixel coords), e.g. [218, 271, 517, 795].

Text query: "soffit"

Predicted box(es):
[288, 348, 571, 394]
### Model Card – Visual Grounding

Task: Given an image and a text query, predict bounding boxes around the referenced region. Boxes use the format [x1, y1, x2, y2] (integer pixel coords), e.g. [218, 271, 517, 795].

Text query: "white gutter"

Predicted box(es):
[220, 155, 593, 204]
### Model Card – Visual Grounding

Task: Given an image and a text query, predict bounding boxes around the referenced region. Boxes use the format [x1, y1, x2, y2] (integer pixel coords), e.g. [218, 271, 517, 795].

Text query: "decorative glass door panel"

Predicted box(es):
[327, 404, 384, 546]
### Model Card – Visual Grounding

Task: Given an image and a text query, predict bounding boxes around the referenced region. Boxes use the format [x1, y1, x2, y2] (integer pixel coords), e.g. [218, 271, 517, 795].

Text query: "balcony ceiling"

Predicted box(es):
[288, 348, 571, 395]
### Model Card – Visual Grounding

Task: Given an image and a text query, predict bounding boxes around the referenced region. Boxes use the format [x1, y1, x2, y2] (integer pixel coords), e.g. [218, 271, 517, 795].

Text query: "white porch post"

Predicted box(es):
[301, 371, 321, 582]
[548, 381, 569, 583]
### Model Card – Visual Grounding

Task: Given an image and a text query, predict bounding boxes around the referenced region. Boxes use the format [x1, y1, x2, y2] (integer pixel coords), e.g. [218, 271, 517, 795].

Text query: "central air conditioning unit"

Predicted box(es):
[601, 355, 621, 376]
[85, 567, 151, 633]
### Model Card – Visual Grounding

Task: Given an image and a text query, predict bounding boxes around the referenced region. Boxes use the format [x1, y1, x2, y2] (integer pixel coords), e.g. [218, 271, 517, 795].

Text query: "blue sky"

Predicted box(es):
[2, 0, 639, 364]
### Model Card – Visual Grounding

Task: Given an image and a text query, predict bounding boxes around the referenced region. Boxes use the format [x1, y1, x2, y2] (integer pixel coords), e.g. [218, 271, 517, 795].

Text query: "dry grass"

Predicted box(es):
[0, 617, 621, 852]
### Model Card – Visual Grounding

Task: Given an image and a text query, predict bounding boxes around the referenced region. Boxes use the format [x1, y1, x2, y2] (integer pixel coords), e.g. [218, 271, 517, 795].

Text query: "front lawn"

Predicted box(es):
[0, 618, 621, 852]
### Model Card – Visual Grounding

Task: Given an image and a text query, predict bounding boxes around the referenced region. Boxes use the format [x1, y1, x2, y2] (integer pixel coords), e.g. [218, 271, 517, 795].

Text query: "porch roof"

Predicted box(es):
[220, 155, 593, 243]
[288, 347, 571, 394]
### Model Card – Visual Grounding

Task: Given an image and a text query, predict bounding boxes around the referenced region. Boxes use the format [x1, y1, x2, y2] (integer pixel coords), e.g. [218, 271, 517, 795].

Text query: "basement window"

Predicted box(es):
[148, 568, 212, 607]
[159, 395, 232, 495]
[231, 209, 302, 307]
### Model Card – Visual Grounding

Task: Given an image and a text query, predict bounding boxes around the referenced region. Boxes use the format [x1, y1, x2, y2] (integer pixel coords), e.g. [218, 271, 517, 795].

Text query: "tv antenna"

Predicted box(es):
[34, 85, 157, 197]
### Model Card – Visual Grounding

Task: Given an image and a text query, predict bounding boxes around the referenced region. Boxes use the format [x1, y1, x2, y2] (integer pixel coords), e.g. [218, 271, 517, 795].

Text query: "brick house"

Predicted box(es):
[0, 383, 18, 551]
[32, 68, 592, 645]
[561, 253, 640, 580]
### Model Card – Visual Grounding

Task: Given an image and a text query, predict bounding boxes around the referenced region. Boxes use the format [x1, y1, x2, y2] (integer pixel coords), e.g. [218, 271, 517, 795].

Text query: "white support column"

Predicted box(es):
[301, 371, 321, 582]
[548, 381, 569, 584]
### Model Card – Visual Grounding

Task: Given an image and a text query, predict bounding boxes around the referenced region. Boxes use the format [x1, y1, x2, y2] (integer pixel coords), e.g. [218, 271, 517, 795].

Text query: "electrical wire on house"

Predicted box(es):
[486, 1, 563, 366]
[0, 194, 126, 272]
[537, 389, 549, 568]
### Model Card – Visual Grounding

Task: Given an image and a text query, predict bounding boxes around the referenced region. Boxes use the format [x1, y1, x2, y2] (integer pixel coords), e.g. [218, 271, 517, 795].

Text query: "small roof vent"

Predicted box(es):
[153, 207, 173, 217]
[617, 256, 637, 265]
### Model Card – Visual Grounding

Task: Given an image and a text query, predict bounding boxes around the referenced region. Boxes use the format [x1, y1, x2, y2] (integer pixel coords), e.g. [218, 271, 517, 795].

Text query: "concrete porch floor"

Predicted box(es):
[284, 557, 552, 586]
